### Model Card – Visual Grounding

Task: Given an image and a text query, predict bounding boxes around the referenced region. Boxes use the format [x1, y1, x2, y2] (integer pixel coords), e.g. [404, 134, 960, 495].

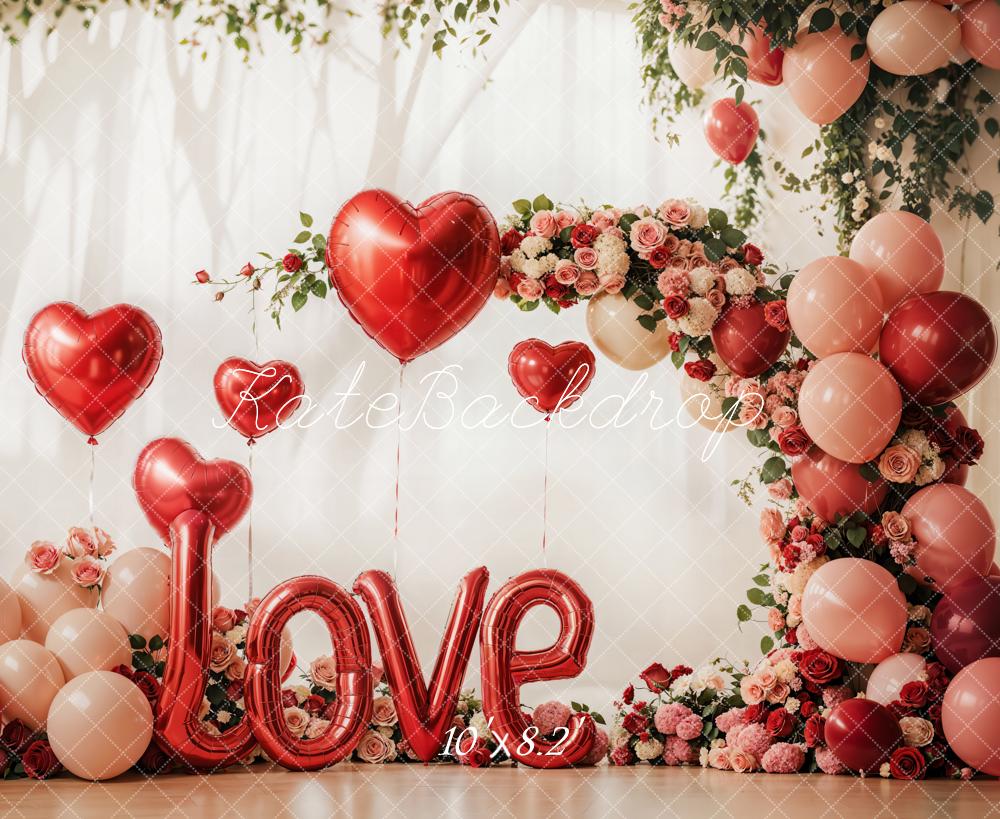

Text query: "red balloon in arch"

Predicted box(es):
[703, 98, 760, 165]
[711, 302, 790, 377]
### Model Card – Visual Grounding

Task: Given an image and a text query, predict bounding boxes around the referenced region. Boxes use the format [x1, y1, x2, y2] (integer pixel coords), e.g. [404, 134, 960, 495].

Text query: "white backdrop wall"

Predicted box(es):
[1, 0, 997, 709]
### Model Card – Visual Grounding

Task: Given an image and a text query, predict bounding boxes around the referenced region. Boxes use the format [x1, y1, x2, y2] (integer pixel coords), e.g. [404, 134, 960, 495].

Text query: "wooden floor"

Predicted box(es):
[1, 763, 998, 818]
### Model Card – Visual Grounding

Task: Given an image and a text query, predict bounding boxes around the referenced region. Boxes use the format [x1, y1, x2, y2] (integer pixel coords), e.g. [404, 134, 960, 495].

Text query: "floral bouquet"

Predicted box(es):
[25, 526, 115, 590]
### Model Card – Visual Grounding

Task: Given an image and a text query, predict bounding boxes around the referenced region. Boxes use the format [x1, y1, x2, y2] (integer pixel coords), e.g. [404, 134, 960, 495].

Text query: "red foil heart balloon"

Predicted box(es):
[213, 357, 305, 441]
[23, 302, 163, 441]
[711, 302, 791, 377]
[326, 190, 500, 363]
[133, 437, 253, 544]
[507, 339, 596, 415]
[741, 22, 784, 85]
[703, 98, 760, 165]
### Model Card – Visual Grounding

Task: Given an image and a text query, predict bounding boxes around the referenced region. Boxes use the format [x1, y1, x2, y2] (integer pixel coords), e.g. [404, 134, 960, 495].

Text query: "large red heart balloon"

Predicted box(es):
[214, 357, 305, 441]
[741, 22, 784, 85]
[711, 302, 790, 377]
[133, 437, 252, 544]
[703, 98, 760, 165]
[791, 446, 887, 523]
[880, 291, 997, 406]
[22, 302, 163, 441]
[507, 340, 596, 415]
[326, 190, 500, 363]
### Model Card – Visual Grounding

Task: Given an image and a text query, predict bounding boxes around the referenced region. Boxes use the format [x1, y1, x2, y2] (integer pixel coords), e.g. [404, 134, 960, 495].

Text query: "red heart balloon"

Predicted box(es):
[507, 339, 596, 415]
[703, 98, 760, 165]
[23, 302, 163, 441]
[214, 357, 305, 441]
[879, 291, 997, 406]
[741, 22, 784, 86]
[326, 189, 500, 363]
[791, 446, 887, 523]
[133, 437, 252, 544]
[711, 302, 790, 377]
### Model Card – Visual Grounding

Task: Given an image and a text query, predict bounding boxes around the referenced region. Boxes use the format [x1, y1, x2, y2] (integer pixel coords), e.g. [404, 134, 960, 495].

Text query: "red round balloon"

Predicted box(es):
[931, 576, 1000, 673]
[741, 22, 784, 85]
[507, 339, 596, 415]
[326, 189, 500, 364]
[214, 357, 305, 441]
[879, 291, 997, 405]
[23, 302, 163, 441]
[703, 98, 760, 164]
[133, 438, 253, 544]
[711, 302, 791, 377]
[790, 446, 888, 522]
[824, 698, 903, 774]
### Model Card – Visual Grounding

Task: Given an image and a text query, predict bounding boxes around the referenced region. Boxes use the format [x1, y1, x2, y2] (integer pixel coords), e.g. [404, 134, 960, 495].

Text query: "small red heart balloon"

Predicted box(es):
[711, 302, 790, 377]
[507, 340, 596, 415]
[326, 189, 500, 363]
[214, 357, 305, 441]
[791, 446, 887, 523]
[133, 437, 253, 544]
[703, 98, 760, 165]
[23, 302, 163, 441]
[741, 22, 784, 85]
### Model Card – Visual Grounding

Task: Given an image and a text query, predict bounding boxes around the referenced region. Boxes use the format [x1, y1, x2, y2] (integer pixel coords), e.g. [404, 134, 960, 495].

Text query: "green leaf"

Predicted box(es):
[671, 349, 685, 369]
[311, 280, 328, 298]
[532, 194, 553, 212]
[593, 713, 606, 725]
[637, 314, 658, 333]
[133, 651, 155, 672]
[291, 291, 308, 312]
[850, 42, 866, 61]
[760, 635, 774, 655]
[986, 118, 999, 139]
[746, 428, 771, 448]
[149, 635, 164, 652]
[206, 684, 227, 706]
[737, 604, 752, 622]
[299, 212, 313, 227]
[753, 574, 770, 587]
[858, 462, 880, 482]
[633, 293, 654, 311]
[734, 84, 745, 106]
[312, 233, 327, 251]
[897, 573, 918, 595]
[720, 226, 747, 248]
[695, 31, 719, 51]
[708, 208, 728, 231]
[293, 230, 311, 243]
[512, 199, 531, 214]
[973, 190, 994, 224]
[809, 8, 835, 33]
[704, 237, 727, 261]
[571, 701, 582, 712]
[747, 587, 766, 605]
[129, 634, 147, 650]
[760, 456, 786, 484]
[846, 525, 868, 548]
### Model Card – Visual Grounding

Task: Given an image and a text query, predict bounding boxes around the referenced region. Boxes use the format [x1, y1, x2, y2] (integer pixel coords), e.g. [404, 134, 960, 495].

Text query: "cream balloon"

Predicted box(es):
[586, 292, 672, 371]
[784, 28, 871, 124]
[678, 356, 738, 433]
[101, 547, 171, 642]
[0, 640, 65, 730]
[14, 562, 99, 643]
[867, 1, 961, 75]
[0, 577, 22, 644]
[668, 36, 718, 89]
[47, 670, 153, 780]
[866, 653, 927, 705]
[45, 608, 131, 680]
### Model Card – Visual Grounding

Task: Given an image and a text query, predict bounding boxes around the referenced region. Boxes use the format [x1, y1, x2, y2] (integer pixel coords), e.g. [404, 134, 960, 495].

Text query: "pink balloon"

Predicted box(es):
[797, 353, 902, 464]
[943, 657, 1000, 775]
[0, 578, 22, 644]
[960, 0, 1000, 69]
[867, 1, 961, 75]
[787, 256, 883, 357]
[790, 447, 887, 523]
[801, 558, 906, 663]
[0, 640, 65, 730]
[101, 547, 172, 643]
[13, 562, 99, 643]
[44, 608, 132, 681]
[866, 653, 927, 705]
[849, 211, 945, 311]
[903, 484, 995, 591]
[784, 28, 870, 124]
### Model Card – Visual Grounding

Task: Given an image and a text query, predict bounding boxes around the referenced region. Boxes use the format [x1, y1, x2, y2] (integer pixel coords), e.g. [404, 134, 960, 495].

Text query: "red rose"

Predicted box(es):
[571, 224, 600, 248]
[799, 700, 818, 718]
[899, 680, 929, 709]
[763, 300, 789, 332]
[226, 679, 244, 701]
[926, 700, 944, 729]
[500, 228, 524, 255]
[622, 684, 635, 705]
[303, 694, 326, 715]
[684, 359, 717, 382]
[869, 524, 887, 547]
[622, 711, 648, 735]
[804, 714, 825, 748]
[281, 689, 299, 708]
[663, 295, 690, 319]
[457, 737, 492, 768]
[0, 747, 11, 775]
[741, 243, 764, 266]
[239, 262, 254, 278]
[282, 253, 303, 273]
[668, 332, 681, 353]
[953, 426, 985, 465]
[805, 533, 826, 556]
[670, 665, 693, 682]
[545, 280, 567, 299]
[889, 747, 927, 780]
[135, 740, 173, 774]
[766, 707, 795, 738]
[785, 626, 798, 645]
[1, 720, 34, 754]
[133, 671, 161, 707]
[195, 270, 210, 284]
[649, 246, 672, 269]
[557, 298, 576, 309]
[322, 698, 339, 721]
[113, 664, 134, 680]
[743, 703, 767, 724]
[778, 425, 812, 457]
[21, 739, 61, 780]
[799, 649, 843, 685]
[926, 662, 950, 694]
[233, 609, 249, 625]
[639, 662, 672, 691]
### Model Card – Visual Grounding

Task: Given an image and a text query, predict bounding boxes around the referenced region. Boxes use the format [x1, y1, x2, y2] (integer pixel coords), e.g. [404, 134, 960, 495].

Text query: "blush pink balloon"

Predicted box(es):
[44, 608, 132, 681]
[801, 558, 906, 663]
[797, 353, 902, 464]
[943, 657, 1000, 775]
[101, 547, 172, 642]
[790, 447, 888, 523]
[960, 0, 1000, 69]
[784, 28, 871, 124]
[0, 578, 22, 644]
[13, 562, 99, 643]
[848, 211, 945, 311]
[787, 256, 883, 357]
[0, 640, 65, 730]
[866, 653, 927, 705]
[903, 484, 995, 591]
[867, 1, 961, 75]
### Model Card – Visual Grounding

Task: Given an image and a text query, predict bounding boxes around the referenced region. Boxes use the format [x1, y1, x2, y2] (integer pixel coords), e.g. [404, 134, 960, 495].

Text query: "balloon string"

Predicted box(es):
[251, 285, 260, 358]
[542, 416, 550, 566]
[393, 363, 406, 579]
[88, 443, 96, 534]
[248, 441, 255, 602]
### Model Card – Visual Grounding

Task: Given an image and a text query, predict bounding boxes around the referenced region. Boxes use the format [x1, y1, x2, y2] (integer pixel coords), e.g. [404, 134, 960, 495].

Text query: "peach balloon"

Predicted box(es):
[0, 640, 66, 729]
[848, 210, 945, 311]
[960, 0, 1000, 69]
[797, 353, 902, 464]
[0, 578, 22, 643]
[787, 256, 883, 357]
[45, 608, 131, 680]
[101, 547, 171, 642]
[867, 1, 961, 75]
[14, 562, 99, 643]
[903, 484, 995, 590]
[668, 36, 718, 89]
[802, 558, 907, 663]
[866, 653, 927, 705]
[943, 657, 1000, 775]
[47, 670, 153, 780]
[586, 292, 672, 370]
[784, 28, 871, 124]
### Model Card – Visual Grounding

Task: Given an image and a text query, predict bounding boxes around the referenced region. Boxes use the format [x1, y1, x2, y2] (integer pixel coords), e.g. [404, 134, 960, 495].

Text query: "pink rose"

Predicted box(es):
[728, 747, 757, 773]
[310, 656, 338, 691]
[768, 478, 793, 501]
[708, 746, 732, 770]
[768, 607, 786, 633]
[589, 209, 620, 232]
[757, 668, 778, 690]
[26, 541, 61, 574]
[656, 267, 689, 296]
[555, 210, 578, 230]
[517, 278, 543, 301]
[575, 271, 600, 296]
[71, 556, 104, 588]
[372, 696, 398, 727]
[224, 655, 247, 681]
[93, 528, 116, 557]
[356, 729, 395, 764]
[759, 507, 785, 545]
[212, 606, 236, 633]
[630, 217, 669, 255]
[529, 210, 559, 238]
[65, 527, 97, 558]
[305, 718, 332, 740]
[493, 279, 511, 299]
[601, 273, 626, 295]
[878, 444, 921, 484]
[554, 260, 581, 285]
[740, 677, 765, 705]
[574, 247, 599, 270]
[788, 594, 803, 620]
[209, 632, 236, 672]
[705, 288, 726, 310]
[770, 406, 798, 428]
[740, 399, 768, 430]
[284, 707, 310, 738]
[658, 198, 691, 227]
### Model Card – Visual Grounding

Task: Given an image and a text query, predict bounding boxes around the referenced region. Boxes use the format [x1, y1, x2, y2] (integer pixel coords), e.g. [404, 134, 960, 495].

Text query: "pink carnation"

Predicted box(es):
[715, 708, 745, 734]
[532, 701, 571, 737]
[814, 745, 847, 775]
[609, 745, 635, 766]
[761, 742, 806, 773]
[735, 722, 772, 759]
[579, 728, 609, 766]
[675, 714, 703, 741]
[821, 686, 852, 710]
[663, 735, 697, 765]
[796, 623, 819, 650]
[653, 702, 691, 735]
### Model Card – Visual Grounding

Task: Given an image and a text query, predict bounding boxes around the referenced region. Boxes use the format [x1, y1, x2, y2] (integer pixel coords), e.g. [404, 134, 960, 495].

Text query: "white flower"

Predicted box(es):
[880, 762, 892, 778]
[785, 698, 800, 714]
[699, 747, 710, 767]
[687, 200, 708, 229]
[217, 710, 232, 724]
[609, 724, 631, 748]
[677, 297, 719, 336]
[225, 625, 247, 645]
[841, 171, 855, 184]
[598, 251, 630, 279]
[520, 235, 552, 259]
[786, 555, 829, 596]
[900, 716, 934, 747]
[874, 117, 886, 129]
[470, 711, 493, 743]
[689, 265, 716, 295]
[723, 268, 756, 296]
[594, 232, 626, 256]
[508, 249, 527, 273]
[634, 738, 665, 761]
[523, 258, 545, 279]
